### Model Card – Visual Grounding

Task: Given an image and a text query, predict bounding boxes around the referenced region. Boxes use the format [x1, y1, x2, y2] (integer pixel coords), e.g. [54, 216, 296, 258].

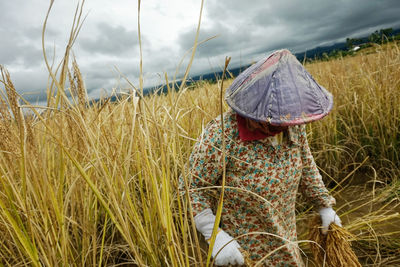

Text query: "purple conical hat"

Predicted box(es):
[225, 49, 333, 126]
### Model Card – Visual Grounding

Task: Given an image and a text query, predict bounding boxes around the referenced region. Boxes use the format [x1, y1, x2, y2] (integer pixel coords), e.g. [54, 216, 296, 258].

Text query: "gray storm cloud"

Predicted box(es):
[79, 22, 139, 55]
[179, 22, 255, 58]
[0, 28, 43, 67]
[175, 0, 400, 75]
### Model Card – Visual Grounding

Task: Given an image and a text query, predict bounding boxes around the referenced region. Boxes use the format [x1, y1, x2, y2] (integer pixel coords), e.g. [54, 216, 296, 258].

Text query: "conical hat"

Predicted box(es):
[225, 49, 333, 126]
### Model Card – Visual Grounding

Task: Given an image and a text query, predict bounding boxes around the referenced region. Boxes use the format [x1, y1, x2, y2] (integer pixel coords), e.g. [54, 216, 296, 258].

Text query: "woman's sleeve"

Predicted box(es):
[187, 120, 224, 217]
[298, 125, 336, 208]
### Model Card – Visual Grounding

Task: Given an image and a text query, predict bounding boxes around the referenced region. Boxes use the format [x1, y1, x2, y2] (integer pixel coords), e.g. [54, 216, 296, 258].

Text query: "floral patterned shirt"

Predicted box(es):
[188, 110, 335, 266]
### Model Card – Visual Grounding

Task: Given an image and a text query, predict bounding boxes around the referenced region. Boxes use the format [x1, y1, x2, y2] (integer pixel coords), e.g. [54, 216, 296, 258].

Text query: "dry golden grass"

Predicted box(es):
[0, 9, 400, 265]
[309, 215, 361, 267]
[306, 43, 400, 181]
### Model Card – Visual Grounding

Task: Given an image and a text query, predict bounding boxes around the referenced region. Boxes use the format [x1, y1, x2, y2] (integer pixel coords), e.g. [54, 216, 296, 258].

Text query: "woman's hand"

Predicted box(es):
[194, 209, 244, 266]
[210, 230, 244, 266]
[318, 207, 342, 235]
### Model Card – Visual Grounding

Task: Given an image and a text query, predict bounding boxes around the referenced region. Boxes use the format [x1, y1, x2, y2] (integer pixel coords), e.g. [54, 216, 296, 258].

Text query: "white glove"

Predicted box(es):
[211, 230, 244, 266]
[194, 209, 244, 266]
[318, 207, 342, 235]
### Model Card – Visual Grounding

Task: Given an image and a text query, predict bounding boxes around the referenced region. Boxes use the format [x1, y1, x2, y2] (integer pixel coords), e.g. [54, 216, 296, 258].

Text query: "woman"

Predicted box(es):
[188, 49, 341, 266]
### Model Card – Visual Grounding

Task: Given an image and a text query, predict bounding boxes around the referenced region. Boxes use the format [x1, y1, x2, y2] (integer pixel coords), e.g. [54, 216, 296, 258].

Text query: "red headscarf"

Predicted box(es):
[236, 114, 283, 141]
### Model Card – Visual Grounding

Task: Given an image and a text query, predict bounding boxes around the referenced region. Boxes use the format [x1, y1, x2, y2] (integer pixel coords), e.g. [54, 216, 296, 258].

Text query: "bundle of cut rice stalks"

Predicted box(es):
[308, 215, 361, 267]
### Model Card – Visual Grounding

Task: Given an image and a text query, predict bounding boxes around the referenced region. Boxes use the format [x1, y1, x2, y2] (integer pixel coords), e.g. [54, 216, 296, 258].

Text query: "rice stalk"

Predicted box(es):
[309, 215, 361, 267]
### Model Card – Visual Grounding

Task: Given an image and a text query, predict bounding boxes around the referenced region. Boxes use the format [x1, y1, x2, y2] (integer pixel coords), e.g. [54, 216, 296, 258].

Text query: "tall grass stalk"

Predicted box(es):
[206, 57, 230, 267]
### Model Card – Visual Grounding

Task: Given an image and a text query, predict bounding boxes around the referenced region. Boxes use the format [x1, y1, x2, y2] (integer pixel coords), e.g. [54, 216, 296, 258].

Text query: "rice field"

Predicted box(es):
[1, 21, 400, 267]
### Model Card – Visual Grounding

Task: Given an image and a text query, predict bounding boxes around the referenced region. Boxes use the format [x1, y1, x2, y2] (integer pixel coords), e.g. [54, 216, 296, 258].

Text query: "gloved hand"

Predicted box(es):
[211, 230, 244, 266]
[194, 208, 244, 266]
[318, 207, 342, 235]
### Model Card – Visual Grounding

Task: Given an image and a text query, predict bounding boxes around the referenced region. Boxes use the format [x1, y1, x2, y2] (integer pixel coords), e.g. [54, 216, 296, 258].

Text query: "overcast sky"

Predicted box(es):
[1, 0, 400, 103]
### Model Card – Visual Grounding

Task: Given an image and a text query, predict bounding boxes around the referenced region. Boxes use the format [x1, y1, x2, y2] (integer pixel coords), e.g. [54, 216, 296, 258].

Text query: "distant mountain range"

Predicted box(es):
[295, 27, 400, 62]
[294, 42, 348, 62]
